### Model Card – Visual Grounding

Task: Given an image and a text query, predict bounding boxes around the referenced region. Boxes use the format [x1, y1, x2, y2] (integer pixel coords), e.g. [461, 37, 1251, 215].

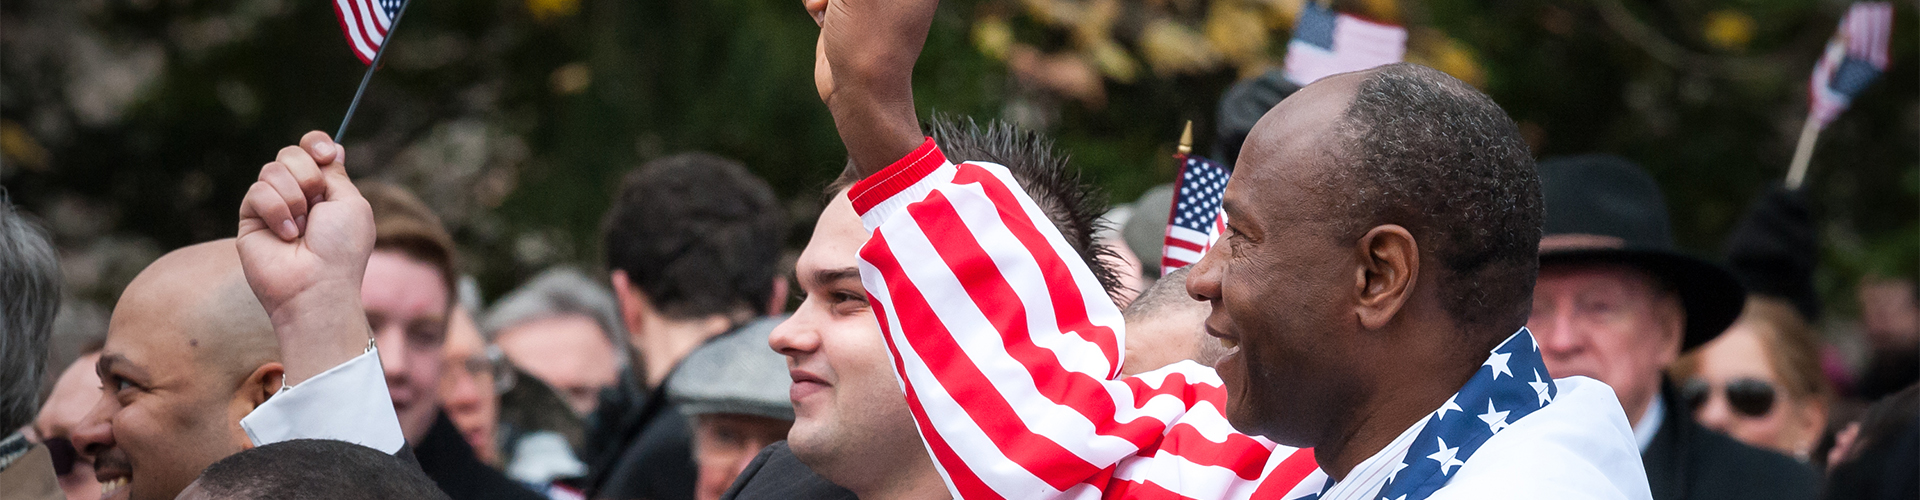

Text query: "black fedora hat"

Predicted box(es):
[1537, 154, 1746, 351]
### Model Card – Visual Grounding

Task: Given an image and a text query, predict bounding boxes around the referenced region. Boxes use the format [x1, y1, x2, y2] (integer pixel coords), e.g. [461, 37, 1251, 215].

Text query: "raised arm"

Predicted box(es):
[234, 131, 404, 454]
[842, 141, 1321, 499]
[807, 0, 933, 176]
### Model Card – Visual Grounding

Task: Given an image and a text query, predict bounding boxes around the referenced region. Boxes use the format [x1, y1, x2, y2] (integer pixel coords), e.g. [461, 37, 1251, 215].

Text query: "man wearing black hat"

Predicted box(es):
[1529, 155, 1822, 500]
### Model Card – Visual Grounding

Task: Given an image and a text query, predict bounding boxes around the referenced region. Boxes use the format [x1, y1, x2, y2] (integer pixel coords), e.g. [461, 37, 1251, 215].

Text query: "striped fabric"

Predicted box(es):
[847, 138, 1323, 499]
[332, 0, 402, 64]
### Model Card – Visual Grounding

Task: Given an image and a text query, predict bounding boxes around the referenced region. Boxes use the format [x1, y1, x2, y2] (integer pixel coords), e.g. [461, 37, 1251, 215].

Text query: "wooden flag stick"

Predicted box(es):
[1785, 116, 1820, 190]
[1177, 121, 1193, 156]
[336, 0, 415, 140]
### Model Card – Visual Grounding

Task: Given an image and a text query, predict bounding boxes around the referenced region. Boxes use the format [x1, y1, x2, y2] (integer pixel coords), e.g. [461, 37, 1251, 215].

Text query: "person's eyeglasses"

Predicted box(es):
[43, 437, 79, 476]
[457, 345, 516, 394]
[1681, 377, 1777, 418]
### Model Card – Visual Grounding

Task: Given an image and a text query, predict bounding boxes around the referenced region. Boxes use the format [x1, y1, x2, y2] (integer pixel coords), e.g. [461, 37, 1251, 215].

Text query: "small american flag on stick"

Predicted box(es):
[1161, 151, 1230, 274]
[1283, 2, 1407, 86]
[1786, 2, 1893, 189]
[329, 0, 413, 139]
[1808, 2, 1893, 130]
[335, 0, 405, 64]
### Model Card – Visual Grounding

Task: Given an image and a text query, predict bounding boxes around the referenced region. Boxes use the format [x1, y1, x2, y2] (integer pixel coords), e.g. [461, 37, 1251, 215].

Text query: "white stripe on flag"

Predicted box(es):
[335, 0, 377, 62]
[1164, 246, 1205, 266]
[354, 0, 386, 46]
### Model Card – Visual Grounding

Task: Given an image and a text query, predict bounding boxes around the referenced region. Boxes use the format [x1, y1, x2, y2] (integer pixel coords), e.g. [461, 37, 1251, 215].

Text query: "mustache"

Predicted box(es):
[92, 446, 132, 481]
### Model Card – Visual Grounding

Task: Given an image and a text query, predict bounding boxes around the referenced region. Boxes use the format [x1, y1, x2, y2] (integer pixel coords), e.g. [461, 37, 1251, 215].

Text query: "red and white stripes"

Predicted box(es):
[332, 0, 395, 64]
[849, 139, 1322, 499]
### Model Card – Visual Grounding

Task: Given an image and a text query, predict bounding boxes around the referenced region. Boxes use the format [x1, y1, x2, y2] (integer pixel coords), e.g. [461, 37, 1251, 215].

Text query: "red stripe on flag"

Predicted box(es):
[1165, 237, 1206, 253]
[332, 0, 374, 64]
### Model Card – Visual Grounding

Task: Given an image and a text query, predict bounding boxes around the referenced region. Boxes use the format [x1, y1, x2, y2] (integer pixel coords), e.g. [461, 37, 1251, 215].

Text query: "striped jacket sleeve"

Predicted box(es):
[848, 139, 1326, 500]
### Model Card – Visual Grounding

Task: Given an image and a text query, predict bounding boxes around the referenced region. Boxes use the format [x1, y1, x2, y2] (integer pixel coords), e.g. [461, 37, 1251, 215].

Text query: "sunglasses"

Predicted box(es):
[1681, 377, 1777, 418]
[43, 437, 80, 476]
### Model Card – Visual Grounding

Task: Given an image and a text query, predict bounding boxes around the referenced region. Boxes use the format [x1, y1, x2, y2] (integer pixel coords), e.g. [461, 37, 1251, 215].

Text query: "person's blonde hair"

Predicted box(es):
[1674, 297, 1833, 405]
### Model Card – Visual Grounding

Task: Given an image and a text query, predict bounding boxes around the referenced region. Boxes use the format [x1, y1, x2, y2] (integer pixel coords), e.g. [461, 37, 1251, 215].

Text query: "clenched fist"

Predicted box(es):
[236, 131, 376, 386]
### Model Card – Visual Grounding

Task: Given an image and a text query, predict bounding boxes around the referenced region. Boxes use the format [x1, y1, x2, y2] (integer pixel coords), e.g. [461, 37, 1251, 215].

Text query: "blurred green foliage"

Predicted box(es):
[1, 0, 1912, 315]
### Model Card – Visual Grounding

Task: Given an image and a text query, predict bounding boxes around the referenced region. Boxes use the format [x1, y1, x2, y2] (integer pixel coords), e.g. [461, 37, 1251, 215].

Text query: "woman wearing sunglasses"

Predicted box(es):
[1672, 298, 1833, 460]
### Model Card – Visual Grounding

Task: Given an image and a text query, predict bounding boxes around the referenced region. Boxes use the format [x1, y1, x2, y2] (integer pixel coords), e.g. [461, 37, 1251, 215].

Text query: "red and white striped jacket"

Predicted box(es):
[848, 139, 1326, 499]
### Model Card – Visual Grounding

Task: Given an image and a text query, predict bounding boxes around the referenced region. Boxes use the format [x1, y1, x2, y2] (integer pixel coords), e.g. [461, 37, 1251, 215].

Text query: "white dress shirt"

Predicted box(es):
[240, 349, 406, 454]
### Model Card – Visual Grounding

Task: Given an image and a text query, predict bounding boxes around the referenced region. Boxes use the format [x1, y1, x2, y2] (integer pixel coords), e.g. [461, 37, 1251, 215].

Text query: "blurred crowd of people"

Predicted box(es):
[0, 5, 1914, 500]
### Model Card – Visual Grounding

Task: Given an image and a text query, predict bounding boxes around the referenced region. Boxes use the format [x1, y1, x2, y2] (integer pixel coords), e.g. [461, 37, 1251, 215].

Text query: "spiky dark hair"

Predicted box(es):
[829, 115, 1126, 301]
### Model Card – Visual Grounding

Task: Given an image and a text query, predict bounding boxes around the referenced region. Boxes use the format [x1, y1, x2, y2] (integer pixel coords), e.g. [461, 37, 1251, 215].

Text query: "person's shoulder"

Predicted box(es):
[1435, 377, 1653, 500]
[1676, 417, 1821, 498]
[722, 442, 857, 500]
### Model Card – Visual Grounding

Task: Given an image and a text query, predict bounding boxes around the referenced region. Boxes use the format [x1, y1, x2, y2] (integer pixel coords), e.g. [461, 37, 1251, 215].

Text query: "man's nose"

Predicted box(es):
[71, 397, 116, 456]
[1530, 306, 1582, 355]
[768, 311, 821, 355]
[378, 327, 409, 381]
[1185, 251, 1223, 303]
[1694, 390, 1733, 432]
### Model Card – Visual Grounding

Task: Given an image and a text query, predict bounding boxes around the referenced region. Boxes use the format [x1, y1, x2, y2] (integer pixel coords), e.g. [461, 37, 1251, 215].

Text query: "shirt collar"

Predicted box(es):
[1632, 392, 1665, 452]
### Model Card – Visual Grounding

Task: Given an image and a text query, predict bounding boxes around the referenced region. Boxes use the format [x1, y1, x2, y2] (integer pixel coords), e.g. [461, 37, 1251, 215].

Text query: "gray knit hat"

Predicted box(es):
[668, 316, 793, 421]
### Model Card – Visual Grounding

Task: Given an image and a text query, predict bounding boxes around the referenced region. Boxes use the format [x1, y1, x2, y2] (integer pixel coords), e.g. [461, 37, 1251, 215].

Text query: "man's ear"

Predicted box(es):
[1352, 224, 1419, 330]
[242, 362, 286, 407]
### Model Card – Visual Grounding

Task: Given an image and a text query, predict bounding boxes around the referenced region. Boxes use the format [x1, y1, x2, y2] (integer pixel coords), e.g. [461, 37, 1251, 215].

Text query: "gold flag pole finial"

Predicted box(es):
[1177, 121, 1193, 156]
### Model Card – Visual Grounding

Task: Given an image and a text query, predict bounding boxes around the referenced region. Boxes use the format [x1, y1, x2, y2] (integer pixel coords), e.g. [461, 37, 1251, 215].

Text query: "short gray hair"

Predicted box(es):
[1, 201, 60, 432]
[482, 267, 629, 369]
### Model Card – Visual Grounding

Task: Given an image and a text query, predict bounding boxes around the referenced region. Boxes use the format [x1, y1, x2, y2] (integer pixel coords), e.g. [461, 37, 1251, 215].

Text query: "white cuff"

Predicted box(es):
[241, 349, 406, 454]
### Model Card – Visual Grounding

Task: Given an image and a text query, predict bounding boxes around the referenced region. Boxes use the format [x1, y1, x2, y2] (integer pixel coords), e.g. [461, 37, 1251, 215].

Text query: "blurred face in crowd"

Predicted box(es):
[35, 352, 103, 500]
[439, 306, 500, 465]
[494, 314, 619, 415]
[690, 413, 793, 500]
[74, 241, 283, 500]
[1682, 320, 1825, 457]
[1528, 262, 1684, 426]
[769, 191, 936, 493]
[364, 250, 452, 444]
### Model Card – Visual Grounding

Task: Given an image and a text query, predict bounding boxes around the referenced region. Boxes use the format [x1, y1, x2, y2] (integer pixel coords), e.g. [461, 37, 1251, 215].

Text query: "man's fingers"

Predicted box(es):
[241, 181, 301, 241]
[299, 131, 341, 167]
[258, 162, 310, 223]
[275, 145, 329, 200]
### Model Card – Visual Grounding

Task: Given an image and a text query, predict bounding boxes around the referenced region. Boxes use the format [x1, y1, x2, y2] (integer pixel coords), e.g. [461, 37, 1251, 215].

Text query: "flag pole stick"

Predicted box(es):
[335, 0, 415, 140]
[1785, 116, 1820, 190]
[1176, 121, 1193, 156]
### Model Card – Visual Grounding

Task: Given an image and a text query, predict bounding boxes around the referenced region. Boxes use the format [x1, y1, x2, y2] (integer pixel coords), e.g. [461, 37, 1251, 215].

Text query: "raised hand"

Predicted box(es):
[236, 131, 376, 386]
[805, 0, 938, 177]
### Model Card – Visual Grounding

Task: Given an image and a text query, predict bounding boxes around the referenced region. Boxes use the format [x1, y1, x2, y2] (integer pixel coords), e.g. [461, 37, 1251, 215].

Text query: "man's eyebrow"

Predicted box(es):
[97, 352, 144, 379]
[808, 267, 863, 287]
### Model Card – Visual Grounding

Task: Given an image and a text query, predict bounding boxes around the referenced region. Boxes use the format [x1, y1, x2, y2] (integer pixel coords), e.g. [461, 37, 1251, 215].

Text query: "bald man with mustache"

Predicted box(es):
[71, 240, 288, 500]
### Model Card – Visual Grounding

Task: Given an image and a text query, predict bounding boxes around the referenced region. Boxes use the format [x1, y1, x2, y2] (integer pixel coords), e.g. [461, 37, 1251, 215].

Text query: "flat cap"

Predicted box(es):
[669, 316, 793, 421]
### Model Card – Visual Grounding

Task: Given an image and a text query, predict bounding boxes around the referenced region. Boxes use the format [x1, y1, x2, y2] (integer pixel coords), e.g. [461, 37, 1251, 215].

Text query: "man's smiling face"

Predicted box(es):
[768, 191, 929, 491]
[1185, 72, 1367, 445]
[74, 243, 276, 500]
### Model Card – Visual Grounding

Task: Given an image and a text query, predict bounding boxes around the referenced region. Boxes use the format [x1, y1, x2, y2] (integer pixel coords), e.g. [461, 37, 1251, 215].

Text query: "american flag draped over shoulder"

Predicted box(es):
[1283, 2, 1407, 86]
[1809, 2, 1893, 130]
[334, 0, 404, 64]
[1161, 153, 1230, 274]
